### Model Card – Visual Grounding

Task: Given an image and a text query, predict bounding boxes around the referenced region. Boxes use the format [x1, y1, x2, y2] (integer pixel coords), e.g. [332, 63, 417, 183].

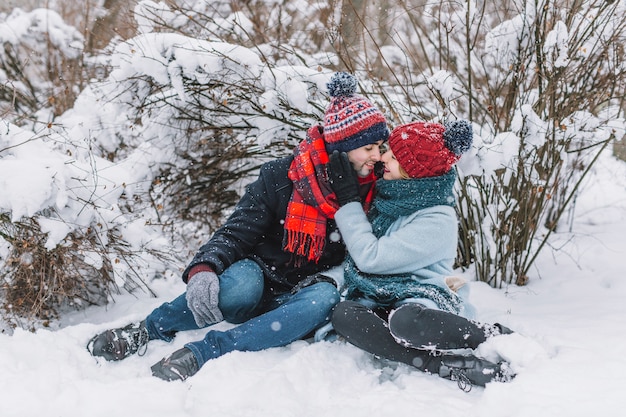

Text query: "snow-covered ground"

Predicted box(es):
[1, 2, 626, 416]
[1, 151, 625, 417]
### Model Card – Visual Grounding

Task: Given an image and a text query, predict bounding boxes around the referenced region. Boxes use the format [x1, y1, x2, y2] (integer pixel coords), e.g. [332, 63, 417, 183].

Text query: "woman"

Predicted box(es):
[328, 120, 514, 391]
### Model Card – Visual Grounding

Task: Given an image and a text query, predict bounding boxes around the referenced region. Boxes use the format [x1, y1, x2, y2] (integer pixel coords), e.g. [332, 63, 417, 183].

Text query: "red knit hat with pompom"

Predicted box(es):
[389, 120, 473, 178]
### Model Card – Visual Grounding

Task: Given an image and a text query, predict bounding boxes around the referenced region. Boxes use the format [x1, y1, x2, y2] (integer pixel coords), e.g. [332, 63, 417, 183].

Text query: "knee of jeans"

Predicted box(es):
[307, 282, 340, 308]
[220, 291, 263, 324]
[294, 282, 340, 322]
[219, 260, 264, 323]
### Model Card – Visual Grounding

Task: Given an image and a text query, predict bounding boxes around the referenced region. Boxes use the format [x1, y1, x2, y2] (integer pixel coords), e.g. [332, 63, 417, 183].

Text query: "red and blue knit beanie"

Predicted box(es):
[323, 72, 389, 153]
[389, 120, 473, 178]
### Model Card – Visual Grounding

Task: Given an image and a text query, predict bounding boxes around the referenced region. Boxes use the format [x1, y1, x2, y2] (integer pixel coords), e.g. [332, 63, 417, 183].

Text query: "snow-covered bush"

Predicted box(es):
[0, 8, 85, 123]
[0, 119, 176, 328]
[450, 1, 626, 287]
[61, 30, 337, 235]
[337, 0, 625, 286]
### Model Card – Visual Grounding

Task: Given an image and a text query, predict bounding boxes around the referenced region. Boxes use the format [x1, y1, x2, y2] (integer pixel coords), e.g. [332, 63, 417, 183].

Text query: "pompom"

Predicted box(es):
[327, 72, 358, 98]
[443, 120, 473, 155]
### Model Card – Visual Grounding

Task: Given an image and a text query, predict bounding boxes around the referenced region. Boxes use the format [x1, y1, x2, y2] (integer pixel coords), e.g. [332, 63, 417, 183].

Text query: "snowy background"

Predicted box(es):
[2, 2, 626, 416]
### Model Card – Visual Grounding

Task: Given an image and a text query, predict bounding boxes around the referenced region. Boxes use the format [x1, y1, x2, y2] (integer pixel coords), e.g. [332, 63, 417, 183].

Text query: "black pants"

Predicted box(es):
[331, 300, 494, 374]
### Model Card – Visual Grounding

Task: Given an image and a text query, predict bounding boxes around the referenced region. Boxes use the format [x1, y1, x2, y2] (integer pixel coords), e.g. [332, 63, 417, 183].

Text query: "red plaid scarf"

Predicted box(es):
[283, 125, 376, 264]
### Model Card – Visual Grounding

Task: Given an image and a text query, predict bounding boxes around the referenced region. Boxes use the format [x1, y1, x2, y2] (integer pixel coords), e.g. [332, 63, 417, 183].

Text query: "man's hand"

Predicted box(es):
[186, 270, 224, 327]
[329, 150, 360, 206]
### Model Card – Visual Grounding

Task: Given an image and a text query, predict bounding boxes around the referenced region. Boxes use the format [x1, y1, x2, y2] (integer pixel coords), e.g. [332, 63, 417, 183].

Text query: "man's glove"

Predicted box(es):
[186, 270, 224, 327]
[374, 161, 385, 179]
[329, 150, 360, 206]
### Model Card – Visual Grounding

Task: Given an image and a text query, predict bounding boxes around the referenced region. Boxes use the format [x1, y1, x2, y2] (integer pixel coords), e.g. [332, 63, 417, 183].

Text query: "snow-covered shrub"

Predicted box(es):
[60, 30, 336, 237]
[394, 0, 626, 287]
[0, 215, 114, 327]
[0, 119, 176, 328]
[315, 0, 626, 286]
[0, 8, 86, 123]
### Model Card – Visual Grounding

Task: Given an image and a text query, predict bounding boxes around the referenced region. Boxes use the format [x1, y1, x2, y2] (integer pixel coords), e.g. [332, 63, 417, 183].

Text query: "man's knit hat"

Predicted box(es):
[323, 72, 389, 153]
[389, 120, 473, 178]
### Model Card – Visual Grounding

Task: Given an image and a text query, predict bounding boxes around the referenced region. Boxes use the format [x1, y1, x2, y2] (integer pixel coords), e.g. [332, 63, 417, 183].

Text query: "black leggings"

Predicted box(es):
[331, 300, 494, 373]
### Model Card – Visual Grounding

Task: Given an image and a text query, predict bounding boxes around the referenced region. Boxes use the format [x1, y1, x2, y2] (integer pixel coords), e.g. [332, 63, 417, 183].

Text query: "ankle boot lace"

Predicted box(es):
[135, 326, 149, 357]
[450, 369, 472, 392]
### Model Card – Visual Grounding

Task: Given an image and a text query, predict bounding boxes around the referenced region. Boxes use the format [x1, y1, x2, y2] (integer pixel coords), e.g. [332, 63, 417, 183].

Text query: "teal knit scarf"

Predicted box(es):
[343, 169, 462, 313]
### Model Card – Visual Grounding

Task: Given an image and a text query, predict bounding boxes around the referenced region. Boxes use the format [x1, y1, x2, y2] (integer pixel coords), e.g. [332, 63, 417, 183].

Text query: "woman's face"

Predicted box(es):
[346, 141, 385, 177]
[380, 149, 405, 180]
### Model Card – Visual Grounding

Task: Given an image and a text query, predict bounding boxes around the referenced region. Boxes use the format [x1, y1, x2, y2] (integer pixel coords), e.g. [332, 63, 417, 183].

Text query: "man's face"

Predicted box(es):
[346, 140, 385, 177]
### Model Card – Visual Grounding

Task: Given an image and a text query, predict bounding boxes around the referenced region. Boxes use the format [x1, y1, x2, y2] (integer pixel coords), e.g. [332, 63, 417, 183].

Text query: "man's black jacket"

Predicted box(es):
[181, 156, 347, 295]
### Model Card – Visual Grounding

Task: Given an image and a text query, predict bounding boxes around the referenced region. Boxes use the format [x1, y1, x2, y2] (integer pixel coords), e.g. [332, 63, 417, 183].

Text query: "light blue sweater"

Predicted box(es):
[335, 201, 474, 318]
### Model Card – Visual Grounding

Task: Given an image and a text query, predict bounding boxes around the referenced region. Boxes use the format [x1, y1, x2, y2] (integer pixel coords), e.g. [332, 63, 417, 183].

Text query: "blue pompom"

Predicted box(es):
[327, 72, 358, 98]
[443, 120, 473, 156]
[443, 120, 473, 155]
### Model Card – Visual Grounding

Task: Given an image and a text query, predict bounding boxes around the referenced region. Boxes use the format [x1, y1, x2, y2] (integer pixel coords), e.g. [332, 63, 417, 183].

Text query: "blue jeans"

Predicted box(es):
[145, 259, 340, 368]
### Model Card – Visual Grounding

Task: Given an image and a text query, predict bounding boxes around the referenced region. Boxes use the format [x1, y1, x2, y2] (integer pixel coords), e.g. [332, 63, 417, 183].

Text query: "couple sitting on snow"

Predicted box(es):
[87, 72, 515, 391]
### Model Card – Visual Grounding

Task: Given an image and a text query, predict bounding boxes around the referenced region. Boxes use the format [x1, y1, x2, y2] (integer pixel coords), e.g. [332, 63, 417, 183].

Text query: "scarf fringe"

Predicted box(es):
[283, 229, 326, 263]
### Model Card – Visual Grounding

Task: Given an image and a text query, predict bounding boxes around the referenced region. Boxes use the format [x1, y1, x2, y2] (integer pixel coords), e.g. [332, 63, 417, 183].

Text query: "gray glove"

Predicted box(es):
[185, 271, 224, 327]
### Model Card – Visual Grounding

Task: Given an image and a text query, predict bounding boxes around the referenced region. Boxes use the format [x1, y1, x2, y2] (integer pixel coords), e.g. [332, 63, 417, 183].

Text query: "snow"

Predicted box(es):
[0, 8, 83, 58]
[544, 21, 570, 69]
[0, 146, 623, 417]
[1, 3, 626, 417]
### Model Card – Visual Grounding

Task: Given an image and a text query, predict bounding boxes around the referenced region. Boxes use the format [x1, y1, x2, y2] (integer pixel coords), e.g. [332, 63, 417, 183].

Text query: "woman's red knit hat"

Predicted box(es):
[389, 120, 473, 178]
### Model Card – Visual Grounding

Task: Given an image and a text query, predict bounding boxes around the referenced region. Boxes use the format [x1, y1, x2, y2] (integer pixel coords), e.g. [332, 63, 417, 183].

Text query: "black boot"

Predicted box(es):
[87, 321, 149, 361]
[494, 323, 514, 335]
[151, 347, 200, 381]
[438, 353, 514, 392]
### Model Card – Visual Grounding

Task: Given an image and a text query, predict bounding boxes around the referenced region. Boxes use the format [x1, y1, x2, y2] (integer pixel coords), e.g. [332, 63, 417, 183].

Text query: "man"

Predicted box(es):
[87, 72, 390, 381]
